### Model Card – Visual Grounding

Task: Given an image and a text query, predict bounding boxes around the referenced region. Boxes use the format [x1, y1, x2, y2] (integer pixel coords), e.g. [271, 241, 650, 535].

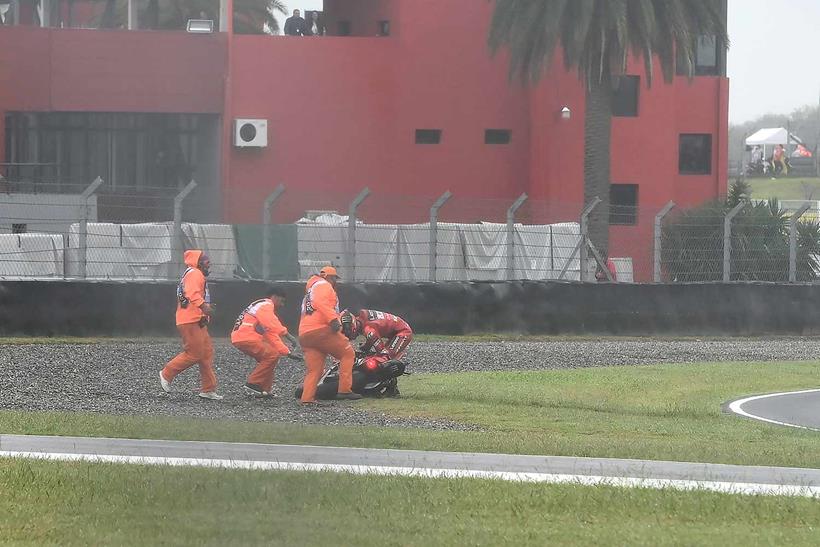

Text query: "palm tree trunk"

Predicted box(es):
[583, 78, 612, 261]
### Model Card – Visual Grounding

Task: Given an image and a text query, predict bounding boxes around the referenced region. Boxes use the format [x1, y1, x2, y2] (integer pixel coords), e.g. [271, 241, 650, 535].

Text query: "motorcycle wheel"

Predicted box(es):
[315, 377, 340, 400]
[293, 378, 340, 400]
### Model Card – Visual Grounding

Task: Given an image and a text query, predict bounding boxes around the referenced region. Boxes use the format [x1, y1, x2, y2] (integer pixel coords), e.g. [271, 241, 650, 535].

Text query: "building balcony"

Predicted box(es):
[0, 1, 398, 37]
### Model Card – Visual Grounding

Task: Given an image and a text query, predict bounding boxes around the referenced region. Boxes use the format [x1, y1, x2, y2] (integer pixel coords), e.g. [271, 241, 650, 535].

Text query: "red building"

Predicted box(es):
[0, 0, 728, 280]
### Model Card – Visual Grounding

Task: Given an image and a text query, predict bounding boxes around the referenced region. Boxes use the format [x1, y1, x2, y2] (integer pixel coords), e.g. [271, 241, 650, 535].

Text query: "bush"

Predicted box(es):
[662, 180, 820, 282]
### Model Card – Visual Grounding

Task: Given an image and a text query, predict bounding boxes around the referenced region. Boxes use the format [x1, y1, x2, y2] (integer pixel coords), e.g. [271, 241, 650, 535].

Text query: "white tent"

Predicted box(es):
[745, 127, 803, 147]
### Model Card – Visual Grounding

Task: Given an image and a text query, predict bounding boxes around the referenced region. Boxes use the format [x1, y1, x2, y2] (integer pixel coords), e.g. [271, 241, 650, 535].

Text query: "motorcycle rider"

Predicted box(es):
[340, 309, 413, 363]
[339, 309, 412, 397]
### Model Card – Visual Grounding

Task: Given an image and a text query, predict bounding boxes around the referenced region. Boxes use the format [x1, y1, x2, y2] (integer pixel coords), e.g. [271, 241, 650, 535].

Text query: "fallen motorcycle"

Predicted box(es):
[294, 352, 409, 400]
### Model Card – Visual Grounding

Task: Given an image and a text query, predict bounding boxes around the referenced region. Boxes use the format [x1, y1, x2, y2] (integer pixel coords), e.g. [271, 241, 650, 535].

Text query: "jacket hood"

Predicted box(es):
[184, 249, 203, 268]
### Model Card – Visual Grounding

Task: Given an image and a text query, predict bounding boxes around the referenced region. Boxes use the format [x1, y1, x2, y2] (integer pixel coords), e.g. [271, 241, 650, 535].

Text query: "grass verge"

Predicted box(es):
[2, 362, 819, 467]
[748, 177, 820, 201]
[1, 459, 819, 546]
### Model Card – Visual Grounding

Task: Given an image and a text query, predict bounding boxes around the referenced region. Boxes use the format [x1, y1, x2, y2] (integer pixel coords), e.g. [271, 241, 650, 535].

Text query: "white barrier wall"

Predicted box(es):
[0, 194, 97, 235]
[0, 233, 64, 278]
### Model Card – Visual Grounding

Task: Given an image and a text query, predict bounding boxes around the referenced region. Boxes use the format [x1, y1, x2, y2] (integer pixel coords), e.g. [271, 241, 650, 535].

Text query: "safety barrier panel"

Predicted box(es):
[2, 280, 820, 337]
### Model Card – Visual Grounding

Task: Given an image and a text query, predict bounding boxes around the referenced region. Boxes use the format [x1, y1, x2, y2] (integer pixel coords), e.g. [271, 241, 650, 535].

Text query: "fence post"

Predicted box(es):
[347, 187, 371, 282]
[506, 193, 528, 281]
[653, 201, 676, 283]
[723, 202, 745, 282]
[171, 180, 198, 279]
[11, 0, 20, 25]
[579, 197, 601, 282]
[127, 0, 138, 29]
[789, 202, 811, 283]
[429, 191, 452, 282]
[261, 184, 285, 280]
[78, 177, 103, 279]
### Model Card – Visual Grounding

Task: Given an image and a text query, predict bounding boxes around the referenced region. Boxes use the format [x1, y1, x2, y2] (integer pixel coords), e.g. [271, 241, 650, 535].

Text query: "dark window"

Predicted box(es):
[485, 129, 511, 145]
[337, 21, 351, 36]
[378, 20, 390, 36]
[695, 36, 718, 75]
[415, 129, 442, 145]
[612, 76, 639, 117]
[12, 224, 27, 234]
[679, 134, 713, 175]
[610, 184, 638, 225]
[676, 35, 721, 76]
[3, 111, 212, 192]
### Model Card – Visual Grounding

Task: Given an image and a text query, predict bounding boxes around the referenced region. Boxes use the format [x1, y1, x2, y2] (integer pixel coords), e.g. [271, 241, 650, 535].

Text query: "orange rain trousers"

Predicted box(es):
[233, 339, 281, 393]
[162, 323, 217, 393]
[298, 326, 354, 403]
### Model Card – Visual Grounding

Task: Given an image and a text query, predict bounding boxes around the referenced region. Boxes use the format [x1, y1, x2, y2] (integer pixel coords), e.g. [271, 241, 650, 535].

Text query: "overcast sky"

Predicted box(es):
[276, 1, 819, 125]
[728, 0, 820, 123]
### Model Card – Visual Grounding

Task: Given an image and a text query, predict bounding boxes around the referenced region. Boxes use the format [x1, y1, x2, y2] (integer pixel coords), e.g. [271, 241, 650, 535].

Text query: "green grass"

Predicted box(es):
[1, 459, 819, 546]
[748, 177, 820, 201]
[2, 362, 820, 468]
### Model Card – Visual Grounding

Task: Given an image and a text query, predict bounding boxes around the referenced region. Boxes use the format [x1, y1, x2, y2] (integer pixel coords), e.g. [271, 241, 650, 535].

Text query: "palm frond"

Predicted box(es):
[488, 0, 728, 87]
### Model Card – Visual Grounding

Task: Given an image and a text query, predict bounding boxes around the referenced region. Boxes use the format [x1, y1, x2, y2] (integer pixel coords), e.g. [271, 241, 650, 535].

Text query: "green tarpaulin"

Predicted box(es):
[233, 224, 299, 280]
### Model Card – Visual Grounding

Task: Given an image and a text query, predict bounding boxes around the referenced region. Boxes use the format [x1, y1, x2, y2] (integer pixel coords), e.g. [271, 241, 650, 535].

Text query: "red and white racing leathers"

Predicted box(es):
[355, 309, 413, 361]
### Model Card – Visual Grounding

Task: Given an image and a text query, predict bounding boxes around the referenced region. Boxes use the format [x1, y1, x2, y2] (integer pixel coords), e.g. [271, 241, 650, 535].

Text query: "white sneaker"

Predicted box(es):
[159, 371, 172, 393]
[198, 391, 224, 400]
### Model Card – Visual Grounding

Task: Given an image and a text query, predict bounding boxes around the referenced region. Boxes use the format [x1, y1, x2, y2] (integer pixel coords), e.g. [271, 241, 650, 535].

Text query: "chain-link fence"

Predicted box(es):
[2, 178, 818, 283]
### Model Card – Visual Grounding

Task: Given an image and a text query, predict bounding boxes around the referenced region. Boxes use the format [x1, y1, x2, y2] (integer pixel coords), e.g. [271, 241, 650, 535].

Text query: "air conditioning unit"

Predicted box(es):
[234, 119, 267, 148]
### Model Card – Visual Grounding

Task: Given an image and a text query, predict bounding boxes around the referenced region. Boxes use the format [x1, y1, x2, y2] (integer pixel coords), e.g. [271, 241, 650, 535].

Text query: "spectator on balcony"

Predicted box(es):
[284, 9, 306, 36]
[306, 11, 325, 36]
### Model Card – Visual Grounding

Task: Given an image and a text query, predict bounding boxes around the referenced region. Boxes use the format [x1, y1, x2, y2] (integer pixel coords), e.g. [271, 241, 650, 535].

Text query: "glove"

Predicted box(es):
[386, 361, 402, 376]
[329, 319, 341, 333]
[198, 316, 209, 328]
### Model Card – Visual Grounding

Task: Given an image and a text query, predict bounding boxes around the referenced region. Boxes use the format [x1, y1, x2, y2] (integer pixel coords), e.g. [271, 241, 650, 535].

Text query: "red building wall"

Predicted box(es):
[0, 27, 225, 114]
[226, 0, 532, 224]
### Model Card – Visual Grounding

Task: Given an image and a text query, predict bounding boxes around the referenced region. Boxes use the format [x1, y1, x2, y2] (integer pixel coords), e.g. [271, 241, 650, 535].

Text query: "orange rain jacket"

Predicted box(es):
[298, 275, 340, 335]
[175, 249, 209, 326]
[230, 298, 291, 355]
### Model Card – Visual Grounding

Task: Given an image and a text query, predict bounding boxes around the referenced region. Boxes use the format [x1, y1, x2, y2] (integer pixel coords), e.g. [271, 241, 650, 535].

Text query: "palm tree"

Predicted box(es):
[234, 0, 288, 34]
[488, 1, 728, 261]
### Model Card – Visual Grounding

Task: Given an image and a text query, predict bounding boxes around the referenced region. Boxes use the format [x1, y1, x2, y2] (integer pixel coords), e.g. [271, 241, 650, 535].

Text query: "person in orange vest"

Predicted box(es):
[159, 250, 222, 400]
[298, 266, 361, 403]
[231, 285, 300, 398]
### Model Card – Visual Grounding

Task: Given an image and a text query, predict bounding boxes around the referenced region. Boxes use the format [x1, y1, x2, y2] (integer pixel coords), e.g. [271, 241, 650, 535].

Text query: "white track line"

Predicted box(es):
[2, 450, 818, 498]
[728, 388, 820, 432]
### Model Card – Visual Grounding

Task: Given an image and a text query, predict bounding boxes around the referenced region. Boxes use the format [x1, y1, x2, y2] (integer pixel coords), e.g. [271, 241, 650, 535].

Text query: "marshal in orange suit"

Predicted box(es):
[159, 250, 222, 400]
[231, 285, 298, 397]
[297, 266, 361, 404]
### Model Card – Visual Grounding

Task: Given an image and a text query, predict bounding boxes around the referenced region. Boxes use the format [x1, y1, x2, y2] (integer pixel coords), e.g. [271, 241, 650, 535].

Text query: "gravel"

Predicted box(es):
[1, 338, 817, 431]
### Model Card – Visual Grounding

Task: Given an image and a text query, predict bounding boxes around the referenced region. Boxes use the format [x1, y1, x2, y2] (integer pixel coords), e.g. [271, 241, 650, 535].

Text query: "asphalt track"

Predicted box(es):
[2, 434, 820, 498]
[728, 388, 820, 432]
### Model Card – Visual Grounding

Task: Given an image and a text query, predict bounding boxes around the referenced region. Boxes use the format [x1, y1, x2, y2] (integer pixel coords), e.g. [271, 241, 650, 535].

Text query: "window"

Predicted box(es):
[337, 21, 351, 36]
[676, 35, 722, 76]
[612, 75, 639, 117]
[378, 20, 390, 36]
[4, 112, 213, 190]
[610, 184, 638, 226]
[679, 134, 712, 175]
[485, 129, 511, 145]
[12, 224, 27, 234]
[415, 129, 442, 145]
